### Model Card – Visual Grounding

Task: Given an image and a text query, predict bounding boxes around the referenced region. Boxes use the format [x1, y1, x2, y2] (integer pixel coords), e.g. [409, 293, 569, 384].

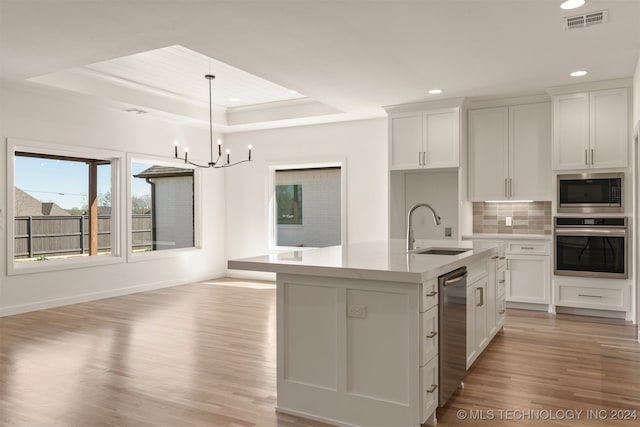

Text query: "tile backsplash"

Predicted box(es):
[472, 201, 552, 235]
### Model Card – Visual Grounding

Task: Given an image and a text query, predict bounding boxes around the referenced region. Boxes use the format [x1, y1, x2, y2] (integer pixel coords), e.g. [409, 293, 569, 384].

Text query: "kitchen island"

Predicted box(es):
[228, 239, 505, 427]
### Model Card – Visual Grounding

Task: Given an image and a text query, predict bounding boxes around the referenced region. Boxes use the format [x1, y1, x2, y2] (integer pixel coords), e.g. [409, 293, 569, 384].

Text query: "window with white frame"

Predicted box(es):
[273, 166, 342, 248]
[130, 161, 195, 252]
[9, 143, 120, 269]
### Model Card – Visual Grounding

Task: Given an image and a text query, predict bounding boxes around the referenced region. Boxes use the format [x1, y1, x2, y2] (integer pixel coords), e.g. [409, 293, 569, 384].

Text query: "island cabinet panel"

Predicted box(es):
[276, 274, 423, 427]
[346, 289, 411, 404]
[283, 283, 337, 389]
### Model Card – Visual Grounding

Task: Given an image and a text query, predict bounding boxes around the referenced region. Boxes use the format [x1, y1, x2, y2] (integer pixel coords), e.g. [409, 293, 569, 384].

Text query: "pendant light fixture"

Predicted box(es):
[173, 74, 252, 168]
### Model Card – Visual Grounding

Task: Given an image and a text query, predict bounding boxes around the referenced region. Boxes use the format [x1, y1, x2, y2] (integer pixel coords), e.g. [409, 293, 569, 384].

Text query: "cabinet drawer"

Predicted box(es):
[497, 274, 506, 298]
[421, 355, 438, 423]
[506, 241, 550, 255]
[557, 284, 628, 311]
[422, 278, 438, 312]
[421, 304, 439, 366]
[496, 252, 506, 269]
[497, 299, 506, 326]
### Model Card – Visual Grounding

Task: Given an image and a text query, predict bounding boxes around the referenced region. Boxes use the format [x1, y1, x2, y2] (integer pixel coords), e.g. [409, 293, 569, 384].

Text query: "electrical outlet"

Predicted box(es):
[506, 216, 512, 226]
[444, 227, 452, 237]
[347, 304, 367, 319]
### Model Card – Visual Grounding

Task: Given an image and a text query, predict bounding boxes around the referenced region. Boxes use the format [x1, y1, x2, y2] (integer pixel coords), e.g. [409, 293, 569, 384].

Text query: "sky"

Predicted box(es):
[14, 157, 153, 210]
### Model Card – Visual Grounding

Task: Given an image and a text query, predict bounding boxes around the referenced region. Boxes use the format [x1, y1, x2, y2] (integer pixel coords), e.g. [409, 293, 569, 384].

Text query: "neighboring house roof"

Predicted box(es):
[134, 165, 193, 179]
[15, 188, 70, 216]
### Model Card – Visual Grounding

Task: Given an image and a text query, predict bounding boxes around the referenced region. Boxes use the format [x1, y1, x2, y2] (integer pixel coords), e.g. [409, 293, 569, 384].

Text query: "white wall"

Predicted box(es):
[0, 83, 226, 316]
[634, 55, 640, 332]
[224, 119, 388, 272]
[389, 170, 459, 240]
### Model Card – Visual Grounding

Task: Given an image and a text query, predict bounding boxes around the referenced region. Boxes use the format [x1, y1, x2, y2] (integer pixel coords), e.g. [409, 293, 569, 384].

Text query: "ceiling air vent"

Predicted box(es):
[564, 10, 608, 30]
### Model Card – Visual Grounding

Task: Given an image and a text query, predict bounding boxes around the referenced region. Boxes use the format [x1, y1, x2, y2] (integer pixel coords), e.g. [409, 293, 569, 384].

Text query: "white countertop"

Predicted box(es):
[228, 239, 503, 283]
[462, 233, 552, 241]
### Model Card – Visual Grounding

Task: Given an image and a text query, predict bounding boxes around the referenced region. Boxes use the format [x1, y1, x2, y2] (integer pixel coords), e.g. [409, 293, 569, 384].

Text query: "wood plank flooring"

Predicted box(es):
[1, 279, 639, 427]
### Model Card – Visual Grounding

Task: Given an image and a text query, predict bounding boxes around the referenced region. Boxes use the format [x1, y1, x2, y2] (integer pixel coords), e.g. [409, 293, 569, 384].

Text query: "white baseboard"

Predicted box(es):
[506, 302, 549, 312]
[275, 406, 358, 427]
[0, 272, 224, 317]
[555, 306, 627, 320]
[226, 269, 276, 282]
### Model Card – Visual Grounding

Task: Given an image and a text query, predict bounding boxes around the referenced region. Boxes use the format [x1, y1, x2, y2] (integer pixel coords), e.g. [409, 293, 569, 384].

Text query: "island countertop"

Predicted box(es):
[228, 238, 503, 283]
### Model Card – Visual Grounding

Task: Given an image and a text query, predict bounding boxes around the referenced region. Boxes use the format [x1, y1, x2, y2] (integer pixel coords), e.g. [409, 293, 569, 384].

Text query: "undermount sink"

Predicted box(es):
[413, 248, 470, 255]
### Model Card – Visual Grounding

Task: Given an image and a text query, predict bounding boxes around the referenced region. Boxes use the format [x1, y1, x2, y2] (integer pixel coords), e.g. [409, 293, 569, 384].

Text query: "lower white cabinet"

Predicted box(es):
[467, 247, 507, 370]
[555, 282, 629, 311]
[505, 240, 551, 305]
[506, 254, 551, 304]
[420, 281, 439, 424]
[466, 276, 488, 368]
[420, 355, 439, 422]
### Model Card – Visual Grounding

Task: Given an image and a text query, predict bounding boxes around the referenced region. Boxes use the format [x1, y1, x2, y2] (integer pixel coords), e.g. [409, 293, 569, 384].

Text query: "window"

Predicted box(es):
[11, 146, 119, 268]
[273, 166, 342, 248]
[130, 162, 195, 252]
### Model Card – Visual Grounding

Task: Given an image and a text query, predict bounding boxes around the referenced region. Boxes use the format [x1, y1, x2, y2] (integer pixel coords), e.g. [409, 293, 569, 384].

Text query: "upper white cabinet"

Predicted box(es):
[469, 102, 551, 201]
[552, 88, 628, 170]
[389, 108, 459, 170]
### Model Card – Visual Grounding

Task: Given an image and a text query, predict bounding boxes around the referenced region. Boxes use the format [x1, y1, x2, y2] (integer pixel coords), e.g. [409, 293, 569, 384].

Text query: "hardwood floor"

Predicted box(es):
[1, 279, 639, 427]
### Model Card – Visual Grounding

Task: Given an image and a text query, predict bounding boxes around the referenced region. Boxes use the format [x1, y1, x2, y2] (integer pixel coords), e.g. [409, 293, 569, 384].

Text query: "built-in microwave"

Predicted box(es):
[557, 172, 623, 213]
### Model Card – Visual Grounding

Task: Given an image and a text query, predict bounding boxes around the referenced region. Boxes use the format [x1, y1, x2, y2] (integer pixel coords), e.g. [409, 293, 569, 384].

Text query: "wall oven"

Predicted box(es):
[554, 217, 628, 279]
[557, 172, 623, 213]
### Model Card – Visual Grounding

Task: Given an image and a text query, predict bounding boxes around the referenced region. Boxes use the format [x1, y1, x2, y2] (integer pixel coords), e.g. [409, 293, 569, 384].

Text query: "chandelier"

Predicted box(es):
[173, 74, 252, 168]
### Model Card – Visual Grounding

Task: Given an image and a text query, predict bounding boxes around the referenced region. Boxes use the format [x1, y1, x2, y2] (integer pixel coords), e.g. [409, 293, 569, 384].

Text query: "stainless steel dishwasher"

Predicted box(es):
[438, 266, 467, 406]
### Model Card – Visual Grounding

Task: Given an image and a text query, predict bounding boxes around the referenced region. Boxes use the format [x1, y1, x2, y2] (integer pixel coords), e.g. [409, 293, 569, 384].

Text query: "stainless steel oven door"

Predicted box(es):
[554, 227, 628, 279]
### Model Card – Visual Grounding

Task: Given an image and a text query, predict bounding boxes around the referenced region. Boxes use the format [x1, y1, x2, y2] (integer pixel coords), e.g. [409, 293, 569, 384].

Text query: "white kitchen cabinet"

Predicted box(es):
[553, 88, 628, 170]
[492, 260, 507, 335]
[468, 107, 508, 201]
[505, 254, 550, 304]
[469, 102, 551, 201]
[487, 252, 506, 337]
[466, 276, 488, 369]
[389, 108, 459, 170]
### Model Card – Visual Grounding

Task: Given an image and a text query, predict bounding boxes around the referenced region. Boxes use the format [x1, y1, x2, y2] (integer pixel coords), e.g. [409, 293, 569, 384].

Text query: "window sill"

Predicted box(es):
[9, 255, 125, 276]
[127, 246, 202, 263]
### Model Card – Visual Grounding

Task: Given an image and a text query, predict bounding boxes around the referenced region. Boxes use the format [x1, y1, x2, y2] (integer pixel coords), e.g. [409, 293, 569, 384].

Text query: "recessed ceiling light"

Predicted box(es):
[570, 70, 588, 77]
[229, 97, 240, 102]
[560, 0, 585, 10]
[428, 89, 443, 95]
[289, 89, 299, 94]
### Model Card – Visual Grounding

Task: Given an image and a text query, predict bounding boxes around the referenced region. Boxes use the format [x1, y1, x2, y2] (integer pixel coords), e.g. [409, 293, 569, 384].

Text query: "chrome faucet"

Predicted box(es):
[406, 203, 442, 251]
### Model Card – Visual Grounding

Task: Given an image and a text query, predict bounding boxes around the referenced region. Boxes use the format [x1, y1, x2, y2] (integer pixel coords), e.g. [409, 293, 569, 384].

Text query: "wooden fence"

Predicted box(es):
[14, 215, 152, 259]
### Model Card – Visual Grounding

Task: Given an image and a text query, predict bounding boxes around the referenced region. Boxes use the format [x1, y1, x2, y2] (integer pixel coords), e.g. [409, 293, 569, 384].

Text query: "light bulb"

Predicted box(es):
[560, 0, 585, 10]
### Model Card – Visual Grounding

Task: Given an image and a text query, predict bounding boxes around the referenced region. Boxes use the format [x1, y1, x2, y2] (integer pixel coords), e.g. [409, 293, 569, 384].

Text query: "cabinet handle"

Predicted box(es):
[476, 287, 484, 307]
[509, 178, 513, 198]
[426, 331, 438, 339]
[578, 294, 603, 298]
[504, 178, 508, 197]
[498, 279, 505, 284]
[425, 291, 437, 297]
[591, 148, 594, 165]
[521, 246, 535, 250]
[491, 256, 499, 260]
[418, 152, 422, 166]
[426, 384, 438, 393]
[498, 256, 505, 260]
[499, 310, 506, 314]
[423, 151, 427, 165]
[585, 149, 588, 165]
